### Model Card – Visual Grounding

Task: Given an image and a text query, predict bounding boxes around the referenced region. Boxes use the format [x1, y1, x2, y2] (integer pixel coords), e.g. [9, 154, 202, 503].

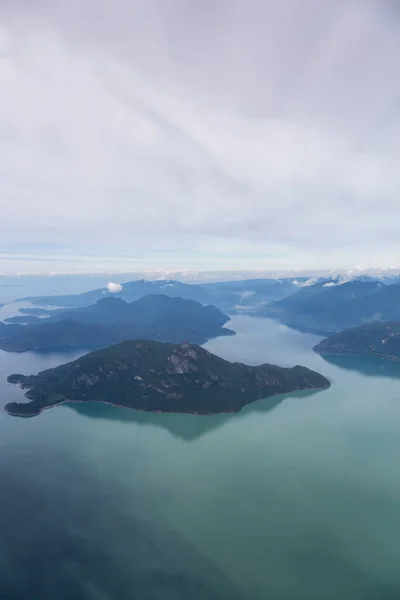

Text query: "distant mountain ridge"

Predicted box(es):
[15, 276, 308, 313]
[16, 279, 211, 307]
[263, 279, 400, 334]
[12, 275, 400, 337]
[201, 278, 307, 311]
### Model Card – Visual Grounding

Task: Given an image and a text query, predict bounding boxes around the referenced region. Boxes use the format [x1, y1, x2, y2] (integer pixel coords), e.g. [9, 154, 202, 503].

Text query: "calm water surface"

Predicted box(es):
[1, 302, 400, 599]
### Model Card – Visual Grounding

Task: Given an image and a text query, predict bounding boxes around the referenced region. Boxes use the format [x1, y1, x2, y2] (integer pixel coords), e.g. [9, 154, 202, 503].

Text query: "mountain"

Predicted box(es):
[313, 322, 400, 361]
[5, 339, 330, 417]
[263, 280, 400, 334]
[42, 294, 229, 329]
[15, 277, 307, 313]
[202, 278, 307, 312]
[327, 267, 400, 285]
[0, 295, 233, 352]
[16, 279, 211, 307]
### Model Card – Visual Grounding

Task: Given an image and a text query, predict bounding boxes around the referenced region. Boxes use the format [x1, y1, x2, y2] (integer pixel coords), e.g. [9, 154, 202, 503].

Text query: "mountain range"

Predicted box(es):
[17, 279, 211, 307]
[0, 295, 233, 352]
[10, 275, 400, 338]
[263, 279, 400, 334]
[15, 277, 307, 313]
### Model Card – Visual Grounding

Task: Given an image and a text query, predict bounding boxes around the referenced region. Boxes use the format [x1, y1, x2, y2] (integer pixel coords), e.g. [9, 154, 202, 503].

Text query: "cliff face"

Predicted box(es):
[6, 340, 330, 417]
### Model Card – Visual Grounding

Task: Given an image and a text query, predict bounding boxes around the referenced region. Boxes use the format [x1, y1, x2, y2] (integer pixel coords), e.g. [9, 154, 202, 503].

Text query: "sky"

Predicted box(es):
[0, 0, 400, 274]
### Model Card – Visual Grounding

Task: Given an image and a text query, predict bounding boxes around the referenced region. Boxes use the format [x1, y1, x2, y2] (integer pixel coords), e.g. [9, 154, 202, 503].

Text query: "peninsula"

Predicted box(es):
[313, 322, 400, 361]
[6, 340, 330, 417]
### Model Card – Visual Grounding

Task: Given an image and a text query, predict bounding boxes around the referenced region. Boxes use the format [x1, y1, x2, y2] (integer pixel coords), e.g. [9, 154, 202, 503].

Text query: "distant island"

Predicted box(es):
[6, 340, 330, 417]
[0, 295, 233, 352]
[313, 322, 400, 361]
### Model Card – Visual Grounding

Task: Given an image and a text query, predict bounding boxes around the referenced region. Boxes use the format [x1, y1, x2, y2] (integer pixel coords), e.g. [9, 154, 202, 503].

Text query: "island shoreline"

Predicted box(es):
[4, 385, 330, 418]
[315, 350, 400, 363]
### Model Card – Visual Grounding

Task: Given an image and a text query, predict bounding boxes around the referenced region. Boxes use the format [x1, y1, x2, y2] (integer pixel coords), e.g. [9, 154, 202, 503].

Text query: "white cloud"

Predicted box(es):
[106, 282, 123, 293]
[0, 1, 400, 272]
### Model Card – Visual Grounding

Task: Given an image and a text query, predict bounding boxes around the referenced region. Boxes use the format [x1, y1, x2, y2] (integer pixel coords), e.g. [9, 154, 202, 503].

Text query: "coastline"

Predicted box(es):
[4, 382, 330, 419]
[4, 397, 245, 418]
[0, 329, 236, 354]
[315, 350, 400, 364]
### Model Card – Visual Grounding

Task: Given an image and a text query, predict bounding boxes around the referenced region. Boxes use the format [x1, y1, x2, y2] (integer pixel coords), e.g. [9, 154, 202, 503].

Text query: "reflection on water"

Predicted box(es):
[1, 314, 400, 600]
[65, 391, 317, 442]
[0, 419, 244, 600]
[0, 466, 244, 600]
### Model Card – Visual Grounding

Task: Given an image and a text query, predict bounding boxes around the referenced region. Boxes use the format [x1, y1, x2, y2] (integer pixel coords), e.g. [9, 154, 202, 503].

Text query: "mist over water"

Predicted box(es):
[1, 293, 400, 598]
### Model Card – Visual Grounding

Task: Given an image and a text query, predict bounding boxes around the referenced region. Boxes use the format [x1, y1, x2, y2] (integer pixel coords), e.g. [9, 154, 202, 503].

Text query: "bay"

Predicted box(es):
[1, 306, 400, 599]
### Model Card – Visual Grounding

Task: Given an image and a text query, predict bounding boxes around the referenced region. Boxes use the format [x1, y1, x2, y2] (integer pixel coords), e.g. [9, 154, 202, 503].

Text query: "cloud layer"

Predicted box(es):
[1, 1, 400, 272]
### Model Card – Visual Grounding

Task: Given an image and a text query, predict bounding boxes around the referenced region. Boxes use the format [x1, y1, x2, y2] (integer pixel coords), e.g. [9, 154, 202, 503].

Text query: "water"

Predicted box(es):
[1, 302, 400, 598]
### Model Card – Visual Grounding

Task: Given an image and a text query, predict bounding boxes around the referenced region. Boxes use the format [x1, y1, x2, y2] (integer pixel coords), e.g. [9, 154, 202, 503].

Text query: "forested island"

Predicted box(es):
[0, 295, 233, 352]
[6, 340, 330, 417]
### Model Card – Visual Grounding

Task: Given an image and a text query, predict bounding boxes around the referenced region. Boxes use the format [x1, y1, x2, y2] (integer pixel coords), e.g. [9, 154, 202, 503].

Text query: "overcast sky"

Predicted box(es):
[1, 0, 400, 273]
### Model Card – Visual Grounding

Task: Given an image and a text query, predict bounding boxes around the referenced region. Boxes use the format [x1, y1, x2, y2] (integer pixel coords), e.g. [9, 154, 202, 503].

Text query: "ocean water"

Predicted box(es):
[1, 292, 400, 598]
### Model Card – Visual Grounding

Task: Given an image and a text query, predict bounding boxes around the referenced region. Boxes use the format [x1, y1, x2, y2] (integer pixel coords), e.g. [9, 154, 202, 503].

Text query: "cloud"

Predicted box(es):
[106, 282, 123, 293]
[0, 1, 400, 272]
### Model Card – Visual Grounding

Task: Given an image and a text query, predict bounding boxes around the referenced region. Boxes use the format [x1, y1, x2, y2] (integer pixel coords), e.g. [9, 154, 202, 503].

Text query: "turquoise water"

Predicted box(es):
[1, 311, 400, 598]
